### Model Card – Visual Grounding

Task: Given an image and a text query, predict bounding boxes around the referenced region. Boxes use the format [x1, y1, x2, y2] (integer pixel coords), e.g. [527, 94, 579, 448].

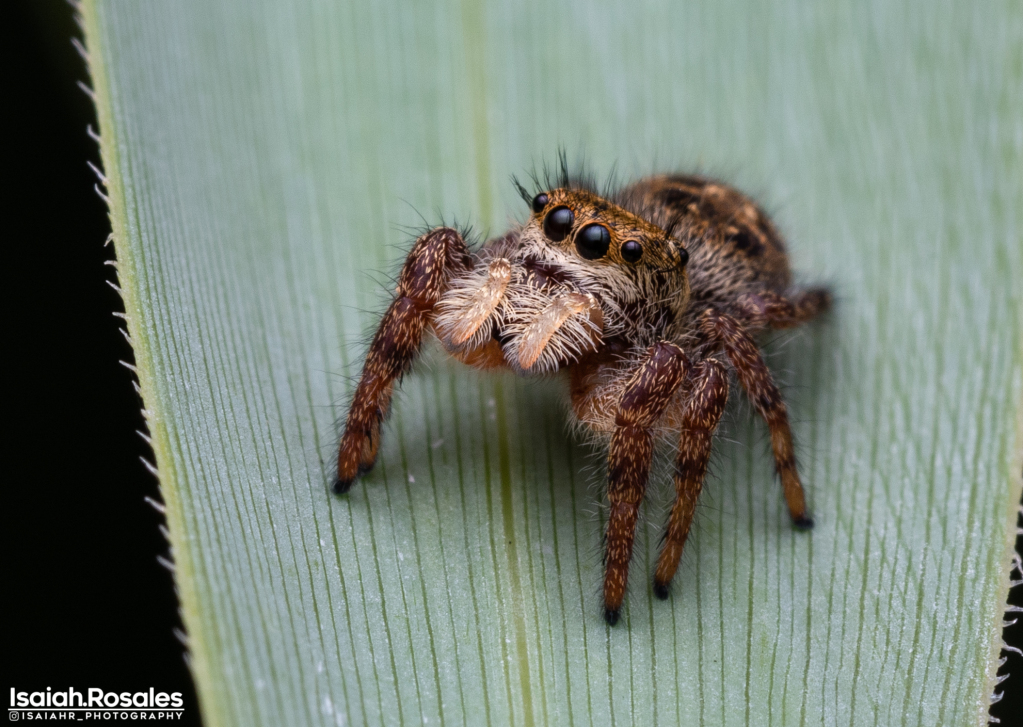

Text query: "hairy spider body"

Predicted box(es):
[334, 171, 830, 625]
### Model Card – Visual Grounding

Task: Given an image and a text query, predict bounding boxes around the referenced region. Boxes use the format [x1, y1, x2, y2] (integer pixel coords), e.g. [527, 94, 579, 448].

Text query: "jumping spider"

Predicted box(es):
[334, 168, 830, 625]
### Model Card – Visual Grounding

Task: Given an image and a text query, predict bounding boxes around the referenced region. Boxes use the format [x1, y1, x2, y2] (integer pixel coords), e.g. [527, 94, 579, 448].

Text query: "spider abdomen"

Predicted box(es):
[617, 174, 794, 318]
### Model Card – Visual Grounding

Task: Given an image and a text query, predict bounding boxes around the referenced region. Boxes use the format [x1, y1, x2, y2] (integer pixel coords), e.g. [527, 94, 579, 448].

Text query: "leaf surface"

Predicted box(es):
[83, 0, 1022, 724]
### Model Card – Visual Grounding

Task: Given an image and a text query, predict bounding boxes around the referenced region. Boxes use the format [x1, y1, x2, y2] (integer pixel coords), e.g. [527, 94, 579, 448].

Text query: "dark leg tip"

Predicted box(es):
[793, 515, 815, 531]
[653, 582, 670, 601]
[603, 607, 621, 627]
[332, 477, 354, 495]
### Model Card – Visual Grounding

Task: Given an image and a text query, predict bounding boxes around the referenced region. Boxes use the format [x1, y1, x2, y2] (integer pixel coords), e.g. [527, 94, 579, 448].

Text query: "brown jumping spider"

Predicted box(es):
[334, 166, 830, 625]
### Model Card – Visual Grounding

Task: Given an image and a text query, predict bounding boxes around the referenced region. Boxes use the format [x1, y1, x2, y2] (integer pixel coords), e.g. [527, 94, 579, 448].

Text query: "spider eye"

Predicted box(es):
[543, 206, 575, 242]
[575, 223, 611, 260]
[621, 240, 643, 263]
[531, 193, 549, 213]
[678, 246, 689, 268]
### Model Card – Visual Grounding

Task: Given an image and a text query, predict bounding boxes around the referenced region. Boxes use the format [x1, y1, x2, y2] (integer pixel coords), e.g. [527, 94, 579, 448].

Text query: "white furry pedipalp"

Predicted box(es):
[507, 291, 604, 373]
[433, 258, 511, 352]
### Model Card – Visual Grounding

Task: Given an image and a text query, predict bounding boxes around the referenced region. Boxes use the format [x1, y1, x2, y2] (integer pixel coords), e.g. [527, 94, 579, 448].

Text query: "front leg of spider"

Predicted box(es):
[653, 359, 729, 598]
[333, 227, 470, 494]
[702, 309, 814, 529]
[603, 341, 689, 625]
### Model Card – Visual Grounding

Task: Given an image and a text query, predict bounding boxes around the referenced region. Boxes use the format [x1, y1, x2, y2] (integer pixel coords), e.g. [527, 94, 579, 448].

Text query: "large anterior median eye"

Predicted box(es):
[575, 223, 611, 260]
[543, 206, 575, 242]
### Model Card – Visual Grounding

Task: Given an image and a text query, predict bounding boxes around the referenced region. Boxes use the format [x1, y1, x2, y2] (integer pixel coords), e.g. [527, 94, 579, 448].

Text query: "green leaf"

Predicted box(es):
[82, 0, 1022, 724]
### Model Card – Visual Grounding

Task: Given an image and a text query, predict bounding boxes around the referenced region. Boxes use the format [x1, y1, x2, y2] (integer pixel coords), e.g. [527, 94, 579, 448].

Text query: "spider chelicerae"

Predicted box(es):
[333, 164, 830, 625]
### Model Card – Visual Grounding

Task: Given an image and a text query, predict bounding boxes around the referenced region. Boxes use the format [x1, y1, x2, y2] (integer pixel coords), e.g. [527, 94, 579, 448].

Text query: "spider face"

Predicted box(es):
[528, 187, 688, 273]
[501, 187, 696, 354]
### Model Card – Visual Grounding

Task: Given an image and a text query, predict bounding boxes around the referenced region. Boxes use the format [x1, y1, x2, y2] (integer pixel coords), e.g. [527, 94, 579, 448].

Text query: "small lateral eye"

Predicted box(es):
[543, 206, 575, 241]
[621, 240, 643, 263]
[576, 223, 611, 260]
[678, 246, 690, 267]
[531, 193, 549, 213]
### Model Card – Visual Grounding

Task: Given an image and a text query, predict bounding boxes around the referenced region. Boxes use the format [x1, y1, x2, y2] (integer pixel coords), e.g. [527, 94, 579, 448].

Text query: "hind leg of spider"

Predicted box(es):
[603, 341, 690, 625]
[653, 359, 729, 599]
[735, 288, 831, 330]
[702, 309, 814, 529]
[333, 227, 470, 494]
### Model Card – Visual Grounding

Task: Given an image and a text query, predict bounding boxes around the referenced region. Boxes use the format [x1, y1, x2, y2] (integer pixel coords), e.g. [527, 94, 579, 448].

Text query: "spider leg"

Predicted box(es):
[701, 310, 814, 528]
[333, 227, 470, 494]
[736, 288, 831, 330]
[603, 341, 689, 625]
[653, 359, 729, 598]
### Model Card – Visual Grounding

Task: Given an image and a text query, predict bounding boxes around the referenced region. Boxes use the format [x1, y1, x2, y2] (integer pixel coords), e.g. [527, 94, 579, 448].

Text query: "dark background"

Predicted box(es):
[5, 1, 199, 725]
[4, 2, 1020, 725]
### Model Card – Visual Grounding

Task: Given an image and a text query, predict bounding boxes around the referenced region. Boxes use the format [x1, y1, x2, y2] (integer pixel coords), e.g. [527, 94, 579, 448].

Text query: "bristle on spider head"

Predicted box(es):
[513, 148, 604, 208]
[512, 176, 533, 206]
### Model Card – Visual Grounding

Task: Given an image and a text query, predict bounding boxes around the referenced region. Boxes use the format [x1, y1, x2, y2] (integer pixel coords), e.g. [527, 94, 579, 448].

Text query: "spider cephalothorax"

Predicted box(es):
[333, 169, 830, 625]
